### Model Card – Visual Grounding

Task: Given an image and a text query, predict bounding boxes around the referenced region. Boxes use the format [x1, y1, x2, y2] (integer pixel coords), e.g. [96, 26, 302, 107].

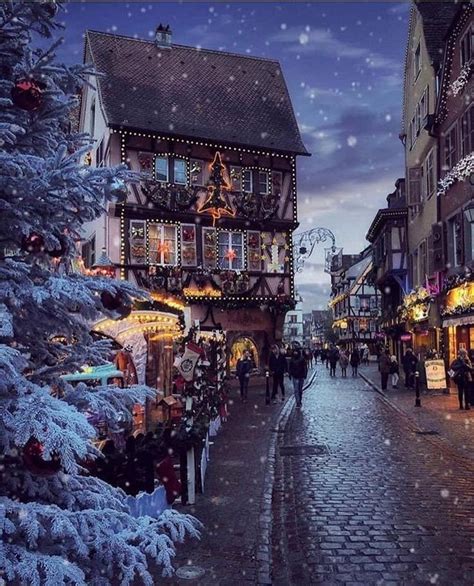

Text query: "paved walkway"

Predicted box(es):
[360, 364, 474, 462]
[163, 377, 292, 585]
[272, 366, 474, 585]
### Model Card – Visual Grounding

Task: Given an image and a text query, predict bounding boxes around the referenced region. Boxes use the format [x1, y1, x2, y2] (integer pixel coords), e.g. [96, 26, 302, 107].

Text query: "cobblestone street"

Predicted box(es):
[272, 366, 474, 585]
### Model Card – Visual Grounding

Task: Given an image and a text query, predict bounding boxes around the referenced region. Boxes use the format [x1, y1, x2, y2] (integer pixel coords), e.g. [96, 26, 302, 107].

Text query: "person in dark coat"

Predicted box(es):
[320, 348, 328, 368]
[379, 349, 391, 391]
[269, 345, 288, 403]
[236, 350, 253, 402]
[328, 345, 339, 377]
[350, 348, 360, 377]
[450, 348, 473, 410]
[288, 349, 308, 408]
[469, 349, 474, 408]
[402, 348, 418, 388]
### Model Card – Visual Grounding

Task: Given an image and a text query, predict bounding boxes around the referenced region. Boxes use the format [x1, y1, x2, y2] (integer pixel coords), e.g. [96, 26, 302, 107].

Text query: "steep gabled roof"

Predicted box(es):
[85, 30, 308, 155]
[415, 1, 461, 67]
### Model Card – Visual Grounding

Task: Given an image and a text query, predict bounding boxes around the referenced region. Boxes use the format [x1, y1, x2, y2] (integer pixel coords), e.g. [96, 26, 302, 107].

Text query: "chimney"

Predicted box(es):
[155, 24, 172, 49]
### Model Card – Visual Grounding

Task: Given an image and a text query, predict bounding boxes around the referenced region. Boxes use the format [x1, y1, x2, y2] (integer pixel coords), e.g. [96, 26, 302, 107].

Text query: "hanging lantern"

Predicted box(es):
[21, 233, 45, 254]
[11, 79, 45, 111]
[23, 438, 61, 476]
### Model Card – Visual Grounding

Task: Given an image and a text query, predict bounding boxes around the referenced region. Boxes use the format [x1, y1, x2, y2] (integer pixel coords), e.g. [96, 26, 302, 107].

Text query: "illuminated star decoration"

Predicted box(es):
[225, 248, 237, 262]
[197, 152, 235, 225]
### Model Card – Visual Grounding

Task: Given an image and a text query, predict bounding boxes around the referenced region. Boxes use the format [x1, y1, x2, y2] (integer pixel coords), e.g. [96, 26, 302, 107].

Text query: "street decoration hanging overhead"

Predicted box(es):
[197, 152, 235, 225]
[398, 287, 433, 323]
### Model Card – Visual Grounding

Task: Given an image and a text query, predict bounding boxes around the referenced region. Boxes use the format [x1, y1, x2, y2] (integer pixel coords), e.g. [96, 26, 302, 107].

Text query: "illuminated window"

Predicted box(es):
[218, 231, 243, 270]
[155, 156, 168, 183]
[148, 223, 177, 266]
[173, 159, 187, 185]
[242, 169, 253, 193]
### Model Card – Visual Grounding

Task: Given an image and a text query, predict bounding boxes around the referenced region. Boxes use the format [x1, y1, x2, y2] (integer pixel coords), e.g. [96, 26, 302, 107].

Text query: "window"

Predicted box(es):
[190, 159, 204, 185]
[353, 297, 360, 310]
[461, 25, 473, 67]
[420, 86, 429, 121]
[461, 107, 474, 157]
[448, 218, 461, 268]
[242, 169, 253, 193]
[155, 156, 168, 183]
[230, 166, 242, 191]
[443, 125, 458, 172]
[419, 241, 427, 282]
[181, 224, 197, 266]
[148, 223, 177, 265]
[202, 228, 217, 269]
[423, 150, 435, 199]
[89, 98, 96, 138]
[173, 159, 187, 185]
[82, 234, 96, 269]
[96, 138, 105, 167]
[414, 42, 421, 80]
[218, 231, 244, 270]
[408, 167, 422, 210]
[290, 315, 297, 323]
[415, 102, 421, 136]
[409, 115, 417, 148]
[258, 171, 269, 194]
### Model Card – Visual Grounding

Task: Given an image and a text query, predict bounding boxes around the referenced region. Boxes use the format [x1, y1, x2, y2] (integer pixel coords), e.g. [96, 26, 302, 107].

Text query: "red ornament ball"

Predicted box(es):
[11, 79, 45, 111]
[22, 233, 45, 254]
[23, 438, 61, 476]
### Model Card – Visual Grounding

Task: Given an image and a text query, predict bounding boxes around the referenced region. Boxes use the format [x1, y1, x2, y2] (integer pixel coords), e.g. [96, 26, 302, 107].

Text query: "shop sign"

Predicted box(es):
[400, 334, 412, 341]
[425, 359, 447, 390]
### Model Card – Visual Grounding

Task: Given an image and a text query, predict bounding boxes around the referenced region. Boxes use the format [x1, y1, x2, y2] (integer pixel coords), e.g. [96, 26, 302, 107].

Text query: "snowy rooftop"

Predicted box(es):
[85, 30, 308, 155]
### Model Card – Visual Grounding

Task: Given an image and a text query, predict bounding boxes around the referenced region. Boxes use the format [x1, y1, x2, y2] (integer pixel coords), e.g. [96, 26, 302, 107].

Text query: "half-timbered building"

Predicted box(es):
[366, 179, 408, 360]
[330, 248, 381, 351]
[79, 27, 308, 380]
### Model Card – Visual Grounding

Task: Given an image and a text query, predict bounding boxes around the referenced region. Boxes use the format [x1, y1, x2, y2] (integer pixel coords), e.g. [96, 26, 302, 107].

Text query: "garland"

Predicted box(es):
[443, 271, 474, 293]
[437, 152, 474, 196]
[450, 61, 472, 97]
[440, 302, 474, 317]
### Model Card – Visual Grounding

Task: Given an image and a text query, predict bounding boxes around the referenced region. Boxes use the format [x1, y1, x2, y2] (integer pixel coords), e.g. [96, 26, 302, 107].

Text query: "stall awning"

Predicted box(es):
[442, 315, 474, 328]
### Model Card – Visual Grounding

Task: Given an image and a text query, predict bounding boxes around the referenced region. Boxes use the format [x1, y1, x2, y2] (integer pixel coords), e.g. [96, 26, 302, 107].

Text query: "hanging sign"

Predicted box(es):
[425, 359, 447, 390]
[400, 333, 412, 341]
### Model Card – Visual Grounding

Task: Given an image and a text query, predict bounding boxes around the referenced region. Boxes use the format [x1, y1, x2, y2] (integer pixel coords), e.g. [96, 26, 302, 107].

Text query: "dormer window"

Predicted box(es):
[414, 42, 421, 80]
[461, 25, 473, 67]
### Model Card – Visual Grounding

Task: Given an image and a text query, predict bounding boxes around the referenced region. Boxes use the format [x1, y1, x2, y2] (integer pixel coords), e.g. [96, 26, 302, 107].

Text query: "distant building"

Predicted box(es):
[310, 309, 331, 347]
[283, 294, 304, 347]
[329, 247, 381, 351]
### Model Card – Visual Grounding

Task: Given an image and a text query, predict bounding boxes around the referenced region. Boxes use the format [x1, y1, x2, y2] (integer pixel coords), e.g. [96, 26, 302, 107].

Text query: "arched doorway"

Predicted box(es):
[229, 337, 259, 371]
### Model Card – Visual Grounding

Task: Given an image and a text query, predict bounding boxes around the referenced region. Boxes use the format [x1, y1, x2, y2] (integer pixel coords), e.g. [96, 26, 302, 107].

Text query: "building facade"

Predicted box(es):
[282, 294, 304, 347]
[366, 179, 408, 360]
[435, 4, 474, 364]
[79, 28, 307, 381]
[330, 248, 381, 351]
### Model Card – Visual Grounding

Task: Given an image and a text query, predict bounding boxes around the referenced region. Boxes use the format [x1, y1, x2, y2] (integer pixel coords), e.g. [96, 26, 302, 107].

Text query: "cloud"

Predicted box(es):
[388, 3, 411, 15]
[295, 282, 332, 312]
[269, 26, 400, 72]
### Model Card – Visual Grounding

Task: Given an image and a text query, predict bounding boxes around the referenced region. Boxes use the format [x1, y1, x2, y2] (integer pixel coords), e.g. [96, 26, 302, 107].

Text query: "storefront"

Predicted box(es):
[441, 281, 474, 364]
[399, 287, 440, 358]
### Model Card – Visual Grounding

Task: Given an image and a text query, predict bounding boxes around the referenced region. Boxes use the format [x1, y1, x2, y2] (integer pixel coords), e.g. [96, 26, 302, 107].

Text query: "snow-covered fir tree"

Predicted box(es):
[0, 2, 199, 583]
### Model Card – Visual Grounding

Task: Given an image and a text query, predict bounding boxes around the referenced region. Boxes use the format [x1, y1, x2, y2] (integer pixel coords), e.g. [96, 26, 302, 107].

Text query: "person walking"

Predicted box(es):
[389, 355, 400, 389]
[328, 344, 339, 377]
[339, 349, 349, 378]
[379, 349, 391, 391]
[450, 348, 473, 410]
[402, 347, 418, 389]
[350, 348, 360, 377]
[320, 348, 328, 368]
[269, 344, 287, 403]
[236, 349, 252, 403]
[469, 349, 474, 409]
[288, 348, 308, 408]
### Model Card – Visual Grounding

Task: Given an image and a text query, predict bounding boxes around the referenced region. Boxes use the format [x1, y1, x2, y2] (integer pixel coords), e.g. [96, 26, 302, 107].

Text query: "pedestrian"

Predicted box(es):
[288, 348, 308, 408]
[450, 348, 473, 410]
[379, 349, 391, 391]
[269, 344, 287, 403]
[363, 345, 370, 365]
[328, 344, 339, 377]
[469, 349, 474, 408]
[390, 355, 400, 389]
[236, 349, 252, 402]
[339, 349, 349, 378]
[304, 347, 313, 369]
[313, 348, 319, 364]
[320, 347, 328, 368]
[350, 348, 360, 377]
[402, 347, 418, 389]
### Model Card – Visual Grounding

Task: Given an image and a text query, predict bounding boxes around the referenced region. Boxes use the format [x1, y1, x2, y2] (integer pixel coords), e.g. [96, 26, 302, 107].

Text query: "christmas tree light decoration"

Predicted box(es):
[197, 152, 236, 225]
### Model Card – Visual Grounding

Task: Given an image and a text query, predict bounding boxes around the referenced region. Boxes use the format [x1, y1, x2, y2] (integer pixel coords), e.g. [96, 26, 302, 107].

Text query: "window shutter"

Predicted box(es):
[407, 167, 422, 206]
[431, 222, 445, 272]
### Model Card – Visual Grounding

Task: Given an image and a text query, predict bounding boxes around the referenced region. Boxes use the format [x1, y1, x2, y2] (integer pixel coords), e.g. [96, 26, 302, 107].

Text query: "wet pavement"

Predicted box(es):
[272, 366, 474, 585]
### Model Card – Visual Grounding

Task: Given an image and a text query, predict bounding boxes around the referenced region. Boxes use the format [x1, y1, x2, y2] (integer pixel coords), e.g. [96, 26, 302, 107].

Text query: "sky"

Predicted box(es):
[56, 1, 411, 311]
